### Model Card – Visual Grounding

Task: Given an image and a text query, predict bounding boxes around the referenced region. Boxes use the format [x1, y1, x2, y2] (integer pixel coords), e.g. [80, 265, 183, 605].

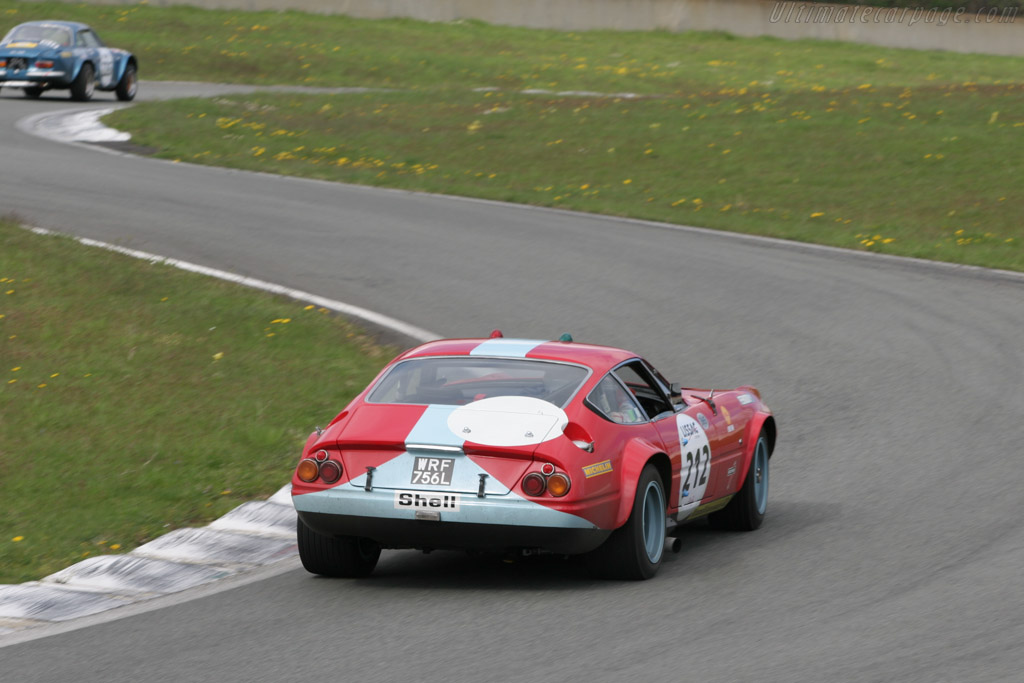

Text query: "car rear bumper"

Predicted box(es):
[293, 487, 609, 555]
[0, 74, 69, 87]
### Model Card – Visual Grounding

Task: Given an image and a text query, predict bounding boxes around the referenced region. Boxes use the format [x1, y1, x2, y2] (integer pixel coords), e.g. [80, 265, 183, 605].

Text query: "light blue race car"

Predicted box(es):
[0, 20, 137, 101]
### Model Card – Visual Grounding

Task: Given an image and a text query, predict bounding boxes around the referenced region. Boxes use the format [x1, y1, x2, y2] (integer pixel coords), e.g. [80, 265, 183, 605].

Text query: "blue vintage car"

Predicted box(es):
[0, 20, 137, 101]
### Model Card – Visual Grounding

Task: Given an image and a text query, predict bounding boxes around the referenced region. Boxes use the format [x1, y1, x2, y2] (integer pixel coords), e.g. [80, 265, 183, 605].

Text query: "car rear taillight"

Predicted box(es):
[547, 473, 571, 497]
[296, 459, 320, 482]
[35, 60, 54, 68]
[521, 468, 572, 497]
[319, 459, 343, 484]
[521, 472, 547, 497]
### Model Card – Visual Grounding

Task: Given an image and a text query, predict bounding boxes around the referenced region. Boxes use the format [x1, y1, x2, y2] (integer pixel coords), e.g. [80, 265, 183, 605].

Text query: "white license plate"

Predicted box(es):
[410, 456, 454, 486]
[394, 490, 461, 511]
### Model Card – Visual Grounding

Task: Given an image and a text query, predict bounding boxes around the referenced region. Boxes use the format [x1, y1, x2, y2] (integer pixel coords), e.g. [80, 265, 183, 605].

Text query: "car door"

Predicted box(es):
[634, 360, 733, 519]
[78, 28, 114, 87]
[608, 361, 691, 512]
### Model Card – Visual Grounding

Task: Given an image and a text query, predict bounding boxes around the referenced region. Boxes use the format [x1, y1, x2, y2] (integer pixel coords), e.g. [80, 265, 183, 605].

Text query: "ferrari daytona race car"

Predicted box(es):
[0, 20, 137, 101]
[292, 333, 776, 580]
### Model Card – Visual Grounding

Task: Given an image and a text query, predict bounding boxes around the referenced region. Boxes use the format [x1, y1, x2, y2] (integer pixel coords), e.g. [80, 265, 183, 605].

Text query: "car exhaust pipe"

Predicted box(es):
[665, 536, 682, 554]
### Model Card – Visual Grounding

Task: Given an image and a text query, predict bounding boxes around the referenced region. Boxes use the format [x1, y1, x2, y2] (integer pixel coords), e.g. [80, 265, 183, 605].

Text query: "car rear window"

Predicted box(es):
[4, 25, 72, 47]
[367, 357, 588, 407]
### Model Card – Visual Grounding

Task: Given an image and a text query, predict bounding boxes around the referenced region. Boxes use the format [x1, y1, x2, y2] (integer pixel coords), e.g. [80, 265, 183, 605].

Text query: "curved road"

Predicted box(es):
[2, 84, 1022, 683]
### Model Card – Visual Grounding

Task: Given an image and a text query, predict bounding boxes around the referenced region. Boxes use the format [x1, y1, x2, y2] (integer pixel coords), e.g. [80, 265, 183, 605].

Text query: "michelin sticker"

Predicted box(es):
[582, 460, 613, 478]
[677, 414, 711, 520]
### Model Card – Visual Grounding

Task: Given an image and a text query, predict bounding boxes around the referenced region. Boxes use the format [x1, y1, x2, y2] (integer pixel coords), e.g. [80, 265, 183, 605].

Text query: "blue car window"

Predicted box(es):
[78, 30, 102, 49]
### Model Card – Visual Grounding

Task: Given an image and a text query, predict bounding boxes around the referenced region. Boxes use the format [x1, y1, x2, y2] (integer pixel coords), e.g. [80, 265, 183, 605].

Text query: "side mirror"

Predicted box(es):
[669, 382, 682, 398]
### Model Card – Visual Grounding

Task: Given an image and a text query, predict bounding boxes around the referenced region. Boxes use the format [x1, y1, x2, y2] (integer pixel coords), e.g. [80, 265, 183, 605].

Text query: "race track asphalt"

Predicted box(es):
[1, 83, 1022, 683]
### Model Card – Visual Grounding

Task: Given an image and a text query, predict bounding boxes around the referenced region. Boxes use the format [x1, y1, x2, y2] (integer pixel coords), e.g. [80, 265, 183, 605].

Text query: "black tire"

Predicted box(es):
[70, 63, 94, 102]
[585, 463, 667, 580]
[23, 86, 43, 99]
[709, 433, 769, 531]
[297, 517, 380, 578]
[115, 63, 137, 101]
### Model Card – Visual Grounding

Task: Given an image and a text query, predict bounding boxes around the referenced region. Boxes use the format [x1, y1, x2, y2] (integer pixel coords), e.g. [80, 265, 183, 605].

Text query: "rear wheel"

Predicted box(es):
[115, 63, 137, 101]
[586, 463, 666, 580]
[709, 433, 769, 531]
[70, 63, 94, 102]
[297, 517, 380, 577]
[23, 86, 43, 99]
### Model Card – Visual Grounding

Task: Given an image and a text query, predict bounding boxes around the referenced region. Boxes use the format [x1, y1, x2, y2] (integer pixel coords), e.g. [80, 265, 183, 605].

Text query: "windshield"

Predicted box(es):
[3, 24, 72, 47]
[368, 357, 588, 407]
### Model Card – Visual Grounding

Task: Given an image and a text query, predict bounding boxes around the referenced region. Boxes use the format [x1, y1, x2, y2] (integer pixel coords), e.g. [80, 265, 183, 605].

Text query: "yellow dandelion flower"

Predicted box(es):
[12, 536, 24, 542]
[304, 304, 315, 310]
[623, 179, 632, 184]
[110, 544, 121, 550]
[810, 212, 824, 218]
[212, 352, 225, 361]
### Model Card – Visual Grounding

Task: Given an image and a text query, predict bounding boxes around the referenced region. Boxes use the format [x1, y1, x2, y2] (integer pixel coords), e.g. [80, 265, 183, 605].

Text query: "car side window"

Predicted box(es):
[79, 30, 101, 48]
[586, 375, 647, 425]
[613, 361, 675, 420]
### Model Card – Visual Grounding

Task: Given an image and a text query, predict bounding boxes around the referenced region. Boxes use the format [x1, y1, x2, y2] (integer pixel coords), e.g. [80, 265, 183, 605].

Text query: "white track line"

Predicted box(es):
[29, 227, 440, 343]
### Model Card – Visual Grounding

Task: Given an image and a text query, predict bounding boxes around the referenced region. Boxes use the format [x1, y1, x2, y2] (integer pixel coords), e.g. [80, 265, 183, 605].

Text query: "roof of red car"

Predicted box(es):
[397, 337, 637, 369]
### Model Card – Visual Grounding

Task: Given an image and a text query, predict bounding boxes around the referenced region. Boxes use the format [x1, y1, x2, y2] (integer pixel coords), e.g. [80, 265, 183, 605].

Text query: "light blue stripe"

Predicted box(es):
[469, 338, 547, 358]
[405, 404, 464, 448]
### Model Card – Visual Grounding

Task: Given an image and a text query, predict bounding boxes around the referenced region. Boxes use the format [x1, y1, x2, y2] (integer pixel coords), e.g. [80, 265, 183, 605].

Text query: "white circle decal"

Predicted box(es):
[677, 413, 712, 519]
[447, 396, 568, 448]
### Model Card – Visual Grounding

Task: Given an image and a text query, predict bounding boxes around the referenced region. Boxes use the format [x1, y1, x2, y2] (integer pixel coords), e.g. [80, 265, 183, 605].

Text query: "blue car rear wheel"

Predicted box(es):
[70, 62, 94, 102]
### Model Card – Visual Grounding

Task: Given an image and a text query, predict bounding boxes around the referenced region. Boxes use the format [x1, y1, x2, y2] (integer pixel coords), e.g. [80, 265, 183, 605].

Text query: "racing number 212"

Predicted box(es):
[682, 445, 709, 498]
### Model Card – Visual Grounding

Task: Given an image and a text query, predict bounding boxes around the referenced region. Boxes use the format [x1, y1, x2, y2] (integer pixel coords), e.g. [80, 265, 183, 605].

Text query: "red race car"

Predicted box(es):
[291, 333, 776, 579]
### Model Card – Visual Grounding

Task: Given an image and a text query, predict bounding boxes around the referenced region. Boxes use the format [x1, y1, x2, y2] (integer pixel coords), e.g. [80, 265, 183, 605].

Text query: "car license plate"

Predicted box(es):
[410, 456, 454, 486]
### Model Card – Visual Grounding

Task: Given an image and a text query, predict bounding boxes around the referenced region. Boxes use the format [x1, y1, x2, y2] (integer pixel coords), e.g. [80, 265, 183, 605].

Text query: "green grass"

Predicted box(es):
[4, 1, 1022, 269]
[106, 84, 1023, 271]
[0, 221, 392, 583]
